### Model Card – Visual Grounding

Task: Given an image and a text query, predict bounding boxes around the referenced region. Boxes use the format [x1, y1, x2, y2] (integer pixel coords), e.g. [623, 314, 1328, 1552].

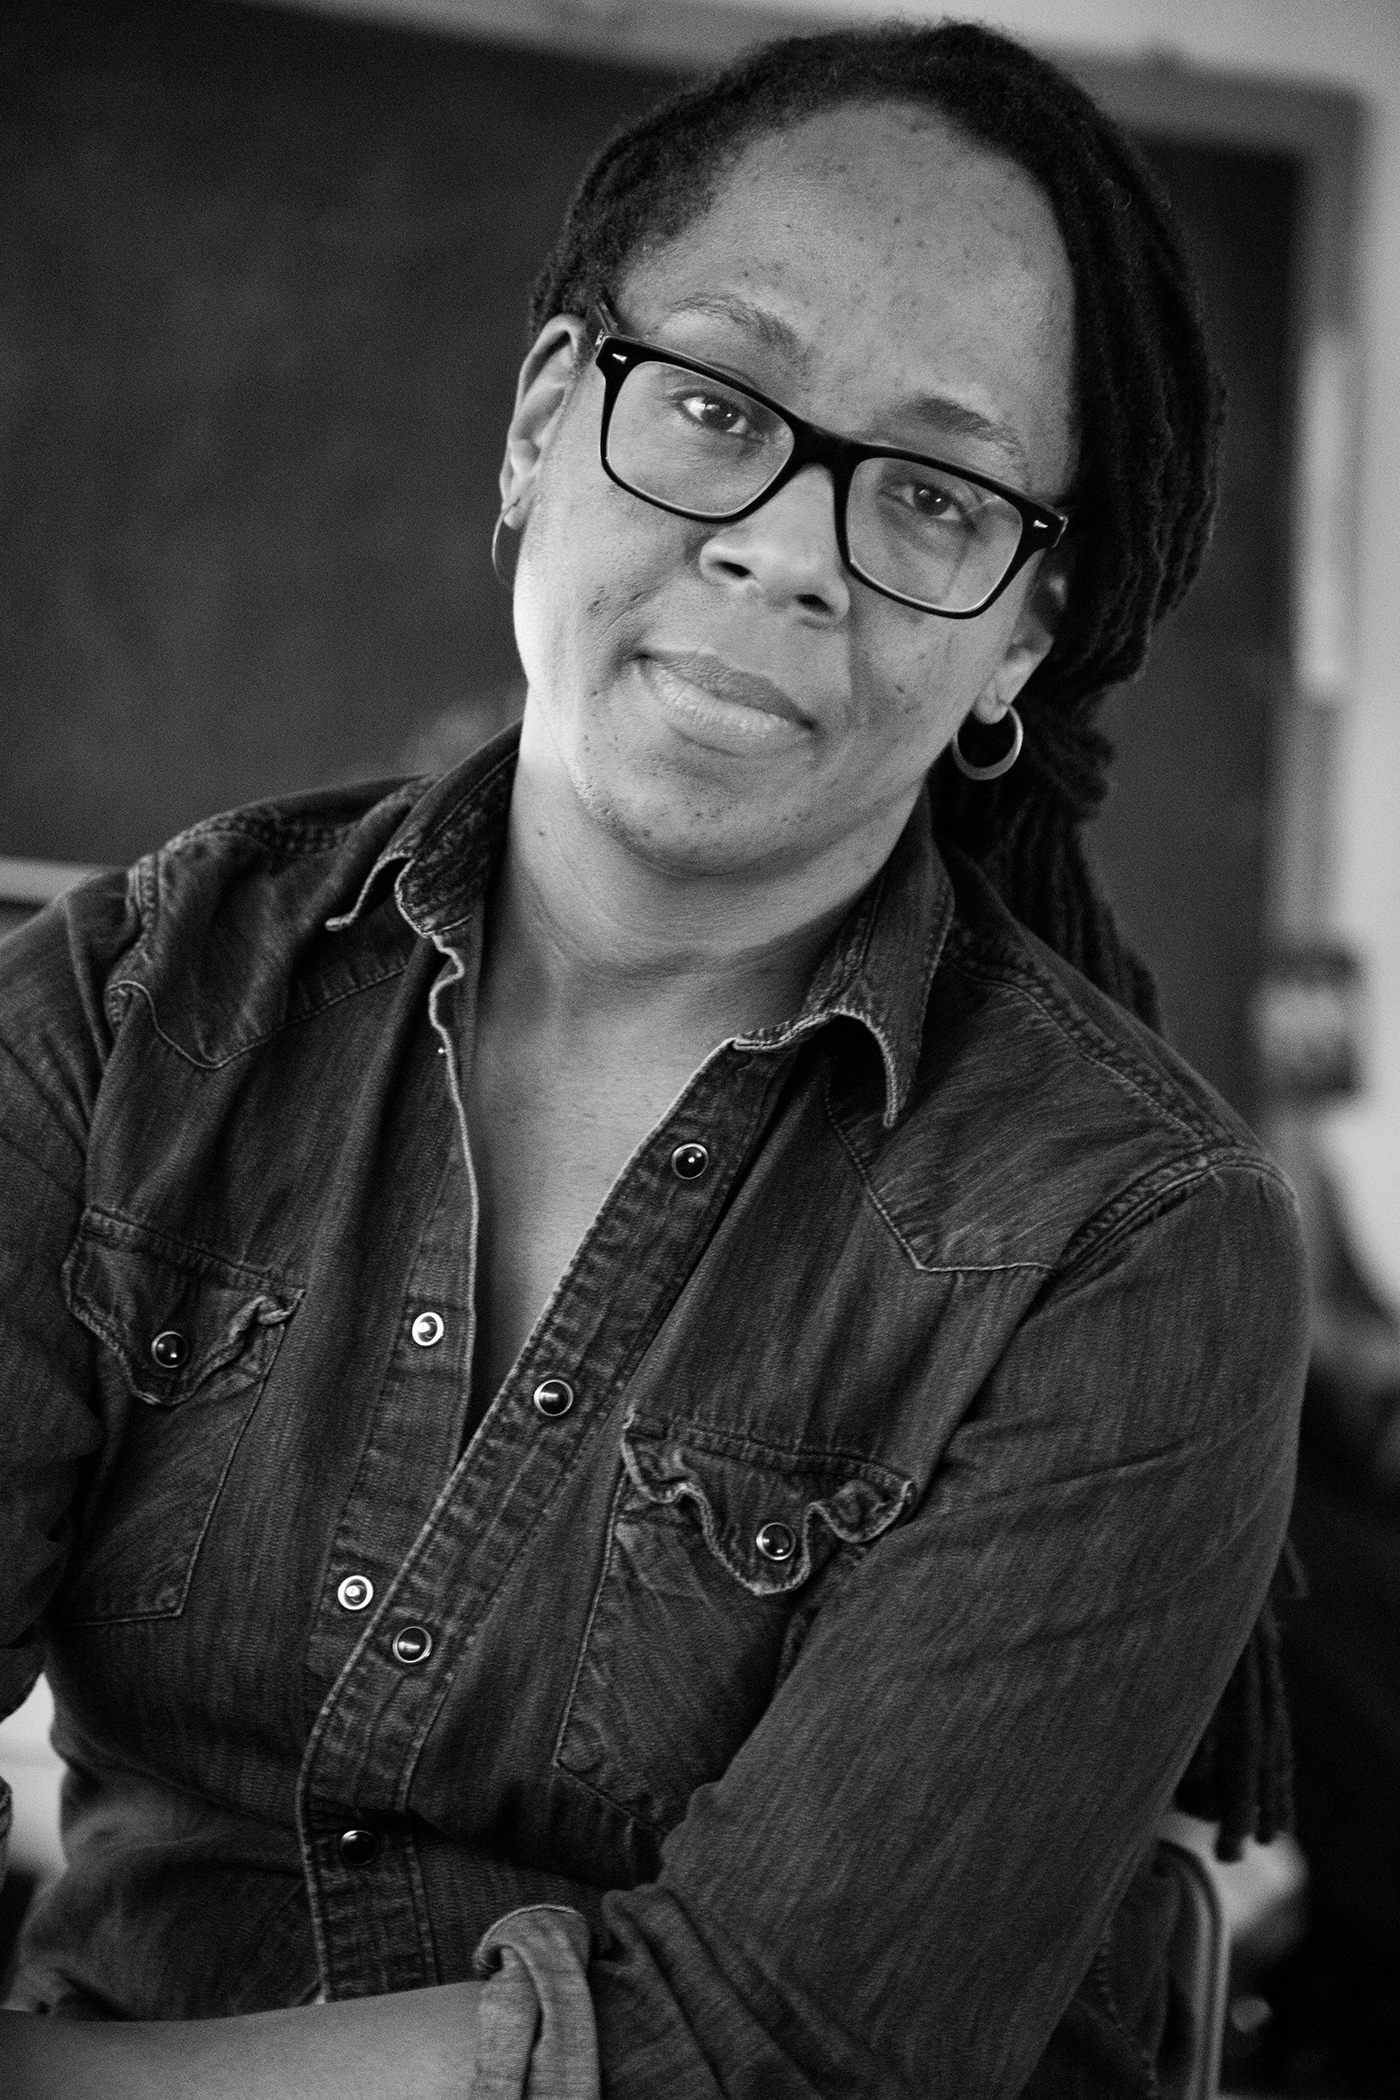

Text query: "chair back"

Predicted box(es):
[1157, 1837, 1230, 2100]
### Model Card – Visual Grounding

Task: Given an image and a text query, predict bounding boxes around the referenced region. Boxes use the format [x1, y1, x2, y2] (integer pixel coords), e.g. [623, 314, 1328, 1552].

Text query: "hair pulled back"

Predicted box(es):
[530, 22, 1288, 1857]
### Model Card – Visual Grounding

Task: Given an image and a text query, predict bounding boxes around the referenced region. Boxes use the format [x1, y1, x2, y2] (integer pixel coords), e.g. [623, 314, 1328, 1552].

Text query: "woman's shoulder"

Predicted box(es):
[932, 841, 1260, 1141]
[870, 844, 1300, 1282]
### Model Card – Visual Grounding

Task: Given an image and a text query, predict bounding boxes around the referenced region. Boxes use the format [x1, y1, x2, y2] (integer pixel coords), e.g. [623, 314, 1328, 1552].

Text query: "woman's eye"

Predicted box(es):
[674, 390, 753, 437]
[881, 470, 996, 538]
[900, 478, 968, 522]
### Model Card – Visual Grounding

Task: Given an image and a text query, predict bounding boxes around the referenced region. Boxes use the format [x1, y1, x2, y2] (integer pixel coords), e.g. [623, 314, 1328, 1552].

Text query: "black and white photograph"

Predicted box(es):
[2, 2, 1398, 2094]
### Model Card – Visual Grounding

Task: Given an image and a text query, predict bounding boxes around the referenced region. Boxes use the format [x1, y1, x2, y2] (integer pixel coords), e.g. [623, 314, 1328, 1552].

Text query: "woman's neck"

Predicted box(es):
[486, 744, 886, 1052]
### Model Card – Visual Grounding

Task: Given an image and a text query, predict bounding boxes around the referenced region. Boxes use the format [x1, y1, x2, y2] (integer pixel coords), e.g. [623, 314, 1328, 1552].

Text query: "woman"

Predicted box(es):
[0, 21, 1307, 2097]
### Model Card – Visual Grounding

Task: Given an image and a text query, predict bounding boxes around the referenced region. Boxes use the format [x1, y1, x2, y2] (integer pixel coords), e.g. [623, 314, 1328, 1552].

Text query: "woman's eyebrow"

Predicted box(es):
[892, 395, 1030, 478]
[664, 291, 1030, 477]
[664, 292, 814, 381]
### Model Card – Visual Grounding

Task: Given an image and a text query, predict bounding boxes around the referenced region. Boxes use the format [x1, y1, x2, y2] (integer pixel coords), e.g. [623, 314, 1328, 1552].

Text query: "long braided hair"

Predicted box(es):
[529, 20, 1290, 1858]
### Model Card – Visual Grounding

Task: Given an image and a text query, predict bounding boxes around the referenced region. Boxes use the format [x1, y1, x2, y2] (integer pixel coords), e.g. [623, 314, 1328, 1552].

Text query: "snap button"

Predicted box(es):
[755, 1520, 797, 1563]
[670, 1142, 710, 1181]
[532, 1377, 575, 1419]
[391, 1624, 433, 1666]
[338, 1827, 380, 1868]
[336, 1574, 374, 1613]
[411, 1311, 445, 1348]
[149, 1329, 189, 1372]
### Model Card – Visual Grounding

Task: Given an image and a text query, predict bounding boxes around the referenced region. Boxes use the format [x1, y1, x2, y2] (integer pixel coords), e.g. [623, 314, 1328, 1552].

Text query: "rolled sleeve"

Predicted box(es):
[472, 1905, 599, 2100]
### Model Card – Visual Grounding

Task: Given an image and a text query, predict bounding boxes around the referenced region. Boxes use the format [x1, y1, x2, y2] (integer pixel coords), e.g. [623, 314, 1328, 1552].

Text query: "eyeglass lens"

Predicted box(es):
[605, 357, 1028, 614]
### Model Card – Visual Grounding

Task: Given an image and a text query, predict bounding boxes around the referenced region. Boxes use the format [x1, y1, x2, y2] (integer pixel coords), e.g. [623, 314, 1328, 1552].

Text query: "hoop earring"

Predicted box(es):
[951, 704, 1023, 782]
[491, 508, 522, 590]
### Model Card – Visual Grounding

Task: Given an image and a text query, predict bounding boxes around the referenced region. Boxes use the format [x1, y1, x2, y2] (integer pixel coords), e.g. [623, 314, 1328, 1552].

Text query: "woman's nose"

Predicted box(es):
[696, 466, 851, 620]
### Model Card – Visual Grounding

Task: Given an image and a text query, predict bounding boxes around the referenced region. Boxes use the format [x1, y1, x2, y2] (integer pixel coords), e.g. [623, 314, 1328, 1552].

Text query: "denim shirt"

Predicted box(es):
[0, 727, 1307, 2096]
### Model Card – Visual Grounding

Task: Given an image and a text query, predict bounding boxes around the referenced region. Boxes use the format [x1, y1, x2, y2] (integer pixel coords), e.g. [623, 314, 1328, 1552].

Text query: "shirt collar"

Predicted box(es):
[325, 724, 521, 939]
[328, 722, 954, 1128]
[736, 786, 954, 1127]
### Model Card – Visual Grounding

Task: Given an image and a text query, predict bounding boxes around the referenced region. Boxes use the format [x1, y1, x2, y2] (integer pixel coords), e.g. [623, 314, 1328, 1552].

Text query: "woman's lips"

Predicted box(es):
[638, 649, 813, 750]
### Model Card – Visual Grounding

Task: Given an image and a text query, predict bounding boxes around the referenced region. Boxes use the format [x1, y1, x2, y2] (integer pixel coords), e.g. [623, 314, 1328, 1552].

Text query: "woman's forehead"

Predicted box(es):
[618, 101, 1078, 490]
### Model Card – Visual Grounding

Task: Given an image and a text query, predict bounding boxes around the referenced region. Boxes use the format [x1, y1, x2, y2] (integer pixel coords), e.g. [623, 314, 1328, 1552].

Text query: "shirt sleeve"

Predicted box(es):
[472, 1906, 600, 2100]
[581, 1160, 1308, 2099]
[0, 877, 139, 1849]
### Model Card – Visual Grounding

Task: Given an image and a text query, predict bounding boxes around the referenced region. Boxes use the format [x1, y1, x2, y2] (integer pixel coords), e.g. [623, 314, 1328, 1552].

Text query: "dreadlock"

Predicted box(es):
[529, 20, 1289, 1859]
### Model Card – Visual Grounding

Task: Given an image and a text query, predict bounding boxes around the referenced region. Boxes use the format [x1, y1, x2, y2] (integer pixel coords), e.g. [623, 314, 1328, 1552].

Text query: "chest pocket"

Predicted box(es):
[554, 1416, 911, 1834]
[60, 1212, 301, 1625]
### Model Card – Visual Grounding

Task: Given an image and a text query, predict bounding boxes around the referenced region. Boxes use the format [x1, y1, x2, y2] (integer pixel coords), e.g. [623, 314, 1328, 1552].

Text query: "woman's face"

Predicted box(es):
[503, 101, 1078, 888]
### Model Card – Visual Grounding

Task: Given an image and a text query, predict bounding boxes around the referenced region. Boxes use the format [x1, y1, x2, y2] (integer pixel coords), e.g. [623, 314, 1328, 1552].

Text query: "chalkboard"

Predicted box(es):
[0, 0, 676, 866]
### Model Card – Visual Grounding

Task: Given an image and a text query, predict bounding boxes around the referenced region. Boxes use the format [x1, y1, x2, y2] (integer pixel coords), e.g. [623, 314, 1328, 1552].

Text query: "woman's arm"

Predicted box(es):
[0, 1982, 482, 2100]
[583, 1160, 1309, 2097]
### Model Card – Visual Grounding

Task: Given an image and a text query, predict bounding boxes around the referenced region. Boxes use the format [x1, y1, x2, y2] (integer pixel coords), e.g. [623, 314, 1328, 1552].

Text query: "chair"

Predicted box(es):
[1158, 1837, 1231, 2100]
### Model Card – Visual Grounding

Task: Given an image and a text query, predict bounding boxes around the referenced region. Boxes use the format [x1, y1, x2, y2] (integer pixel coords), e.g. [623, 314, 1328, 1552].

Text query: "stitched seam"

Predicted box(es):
[153, 789, 422, 864]
[1092, 1937, 1162, 2100]
[110, 786, 422, 1022]
[623, 1415, 913, 1493]
[392, 1382, 636, 1800]
[1059, 1154, 1300, 1277]
[75, 1208, 306, 1293]
[552, 1473, 630, 1775]
[895, 897, 950, 1124]
[113, 854, 159, 1009]
[110, 961, 411, 1070]
[61, 1305, 296, 1625]
[823, 1080, 1053, 1277]
[63, 1335, 287, 1626]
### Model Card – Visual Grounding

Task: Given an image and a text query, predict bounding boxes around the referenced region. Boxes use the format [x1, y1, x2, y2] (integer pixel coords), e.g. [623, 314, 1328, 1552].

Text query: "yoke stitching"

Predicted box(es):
[823, 1079, 1053, 1277]
[1058, 1155, 1301, 1277]
[74, 1205, 306, 1292]
[110, 961, 412, 1070]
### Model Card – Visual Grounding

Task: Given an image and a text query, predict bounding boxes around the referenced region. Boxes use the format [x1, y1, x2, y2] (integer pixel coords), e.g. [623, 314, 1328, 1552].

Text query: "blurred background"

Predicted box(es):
[1, 0, 1398, 2090]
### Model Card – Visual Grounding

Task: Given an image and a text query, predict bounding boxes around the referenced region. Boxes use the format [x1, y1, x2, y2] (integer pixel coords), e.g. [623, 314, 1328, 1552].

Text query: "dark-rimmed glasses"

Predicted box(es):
[588, 303, 1069, 618]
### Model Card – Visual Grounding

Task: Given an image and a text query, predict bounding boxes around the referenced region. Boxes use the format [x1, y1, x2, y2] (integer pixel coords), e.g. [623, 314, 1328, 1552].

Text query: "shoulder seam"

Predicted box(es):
[1058, 1151, 1300, 1275]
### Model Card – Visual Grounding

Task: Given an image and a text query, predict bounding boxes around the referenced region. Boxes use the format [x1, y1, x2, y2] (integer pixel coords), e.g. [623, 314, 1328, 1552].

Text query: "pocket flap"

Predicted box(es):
[63, 1212, 300, 1409]
[620, 1415, 912, 1595]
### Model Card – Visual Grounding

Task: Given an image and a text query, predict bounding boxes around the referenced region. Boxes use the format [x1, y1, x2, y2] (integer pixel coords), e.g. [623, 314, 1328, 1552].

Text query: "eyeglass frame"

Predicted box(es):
[586, 301, 1071, 619]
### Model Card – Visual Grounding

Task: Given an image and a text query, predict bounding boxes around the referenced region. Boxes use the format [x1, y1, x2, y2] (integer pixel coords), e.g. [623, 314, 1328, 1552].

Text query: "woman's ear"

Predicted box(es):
[497, 315, 591, 523]
[968, 547, 1073, 726]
